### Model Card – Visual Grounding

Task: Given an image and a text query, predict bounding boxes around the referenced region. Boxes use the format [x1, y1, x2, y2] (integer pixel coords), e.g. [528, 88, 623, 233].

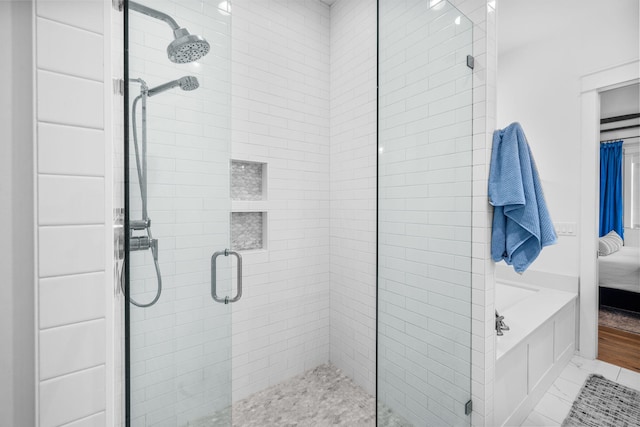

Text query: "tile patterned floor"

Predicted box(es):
[521, 355, 640, 426]
[191, 364, 389, 427]
[230, 364, 376, 426]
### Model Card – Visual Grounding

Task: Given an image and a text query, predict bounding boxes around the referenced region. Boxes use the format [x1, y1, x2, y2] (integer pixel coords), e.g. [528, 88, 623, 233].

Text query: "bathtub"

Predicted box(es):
[495, 281, 578, 427]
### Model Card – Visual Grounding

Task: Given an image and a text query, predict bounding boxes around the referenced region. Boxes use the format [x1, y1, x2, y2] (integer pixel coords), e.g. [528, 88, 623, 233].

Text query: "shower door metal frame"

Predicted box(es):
[123, 1, 131, 423]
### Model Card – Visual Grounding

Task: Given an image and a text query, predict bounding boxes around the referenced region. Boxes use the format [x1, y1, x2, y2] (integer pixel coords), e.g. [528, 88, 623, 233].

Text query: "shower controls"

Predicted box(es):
[211, 249, 243, 304]
[114, 208, 125, 296]
[130, 235, 155, 252]
[130, 219, 150, 231]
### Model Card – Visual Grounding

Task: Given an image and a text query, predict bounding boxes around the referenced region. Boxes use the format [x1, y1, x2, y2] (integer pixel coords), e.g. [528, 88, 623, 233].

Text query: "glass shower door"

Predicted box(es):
[125, 1, 234, 425]
[378, 1, 474, 426]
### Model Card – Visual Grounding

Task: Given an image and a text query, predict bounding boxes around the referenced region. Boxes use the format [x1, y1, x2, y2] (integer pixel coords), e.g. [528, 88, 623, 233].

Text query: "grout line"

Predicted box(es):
[37, 119, 104, 132]
[59, 411, 106, 427]
[39, 316, 105, 333]
[36, 14, 103, 37]
[40, 363, 105, 385]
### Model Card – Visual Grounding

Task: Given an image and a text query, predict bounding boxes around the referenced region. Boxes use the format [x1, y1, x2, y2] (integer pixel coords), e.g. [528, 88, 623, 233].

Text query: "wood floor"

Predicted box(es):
[598, 325, 640, 373]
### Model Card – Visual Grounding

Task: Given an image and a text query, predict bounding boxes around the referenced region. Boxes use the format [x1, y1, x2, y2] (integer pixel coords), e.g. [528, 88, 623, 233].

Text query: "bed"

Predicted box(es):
[599, 246, 640, 293]
[599, 246, 640, 313]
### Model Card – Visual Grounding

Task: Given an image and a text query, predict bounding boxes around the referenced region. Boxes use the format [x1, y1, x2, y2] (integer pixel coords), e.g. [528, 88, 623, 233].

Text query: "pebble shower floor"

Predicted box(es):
[189, 364, 412, 426]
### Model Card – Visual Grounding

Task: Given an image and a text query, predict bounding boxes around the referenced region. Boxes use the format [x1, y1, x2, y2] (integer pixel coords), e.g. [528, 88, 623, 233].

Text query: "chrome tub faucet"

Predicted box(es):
[496, 310, 510, 336]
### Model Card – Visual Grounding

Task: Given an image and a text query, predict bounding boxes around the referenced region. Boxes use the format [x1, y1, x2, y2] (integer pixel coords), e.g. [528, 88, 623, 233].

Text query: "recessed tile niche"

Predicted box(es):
[231, 160, 267, 251]
[231, 160, 266, 201]
[231, 212, 265, 251]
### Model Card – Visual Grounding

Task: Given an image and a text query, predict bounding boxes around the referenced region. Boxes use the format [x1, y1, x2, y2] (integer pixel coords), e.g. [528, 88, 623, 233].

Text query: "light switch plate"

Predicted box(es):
[555, 222, 577, 236]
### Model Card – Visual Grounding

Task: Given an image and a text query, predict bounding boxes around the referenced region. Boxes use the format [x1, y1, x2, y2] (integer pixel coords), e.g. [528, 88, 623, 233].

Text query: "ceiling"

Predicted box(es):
[319, 0, 337, 5]
[601, 84, 640, 118]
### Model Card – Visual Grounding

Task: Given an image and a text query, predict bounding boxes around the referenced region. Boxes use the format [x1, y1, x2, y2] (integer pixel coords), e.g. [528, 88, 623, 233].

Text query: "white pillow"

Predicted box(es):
[599, 230, 623, 256]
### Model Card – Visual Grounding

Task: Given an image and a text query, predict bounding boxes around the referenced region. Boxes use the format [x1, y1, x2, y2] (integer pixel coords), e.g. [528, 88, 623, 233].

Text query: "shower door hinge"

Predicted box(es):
[466, 55, 475, 70]
[113, 78, 125, 96]
[465, 399, 473, 415]
[112, 0, 124, 12]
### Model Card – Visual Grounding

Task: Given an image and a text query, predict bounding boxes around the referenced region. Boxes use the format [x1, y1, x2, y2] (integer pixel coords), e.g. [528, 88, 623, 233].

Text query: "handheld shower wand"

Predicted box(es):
[128, 76, 200, 308]
[147, 76, 200, 97]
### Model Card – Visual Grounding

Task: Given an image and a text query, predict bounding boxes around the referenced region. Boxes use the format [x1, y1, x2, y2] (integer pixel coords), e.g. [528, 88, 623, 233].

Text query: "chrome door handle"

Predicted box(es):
[211, 249, 242, 304]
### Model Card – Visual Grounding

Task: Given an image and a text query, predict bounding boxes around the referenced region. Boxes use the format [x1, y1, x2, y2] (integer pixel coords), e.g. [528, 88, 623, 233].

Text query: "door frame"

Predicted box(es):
[578, 60, 640, 359]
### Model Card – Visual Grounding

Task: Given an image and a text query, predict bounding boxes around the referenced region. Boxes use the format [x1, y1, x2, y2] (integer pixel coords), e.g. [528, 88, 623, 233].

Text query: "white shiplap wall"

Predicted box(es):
[35, 0, 113, 426]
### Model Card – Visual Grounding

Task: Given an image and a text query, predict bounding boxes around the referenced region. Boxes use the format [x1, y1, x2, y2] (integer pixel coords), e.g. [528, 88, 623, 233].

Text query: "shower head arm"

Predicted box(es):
[129, 1, 180, 31]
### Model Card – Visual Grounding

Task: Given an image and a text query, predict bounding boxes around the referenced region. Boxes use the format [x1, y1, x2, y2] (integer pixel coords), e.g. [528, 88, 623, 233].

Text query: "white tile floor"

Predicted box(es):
[521, 355, 640, 426]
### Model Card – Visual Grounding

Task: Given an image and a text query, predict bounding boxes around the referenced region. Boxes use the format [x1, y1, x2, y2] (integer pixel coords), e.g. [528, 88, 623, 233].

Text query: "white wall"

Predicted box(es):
[497, 0, 640, 277]
[230, 0, 332, 401]
[601, 83, 640, 118]
[33, 0, 114, 425]
[329, 0, 377, 396]
[0, 2, 35, 426]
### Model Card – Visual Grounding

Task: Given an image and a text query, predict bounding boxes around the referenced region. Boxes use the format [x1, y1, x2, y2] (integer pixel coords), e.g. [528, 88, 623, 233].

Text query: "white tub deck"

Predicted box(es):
[496, 282, 577, 360]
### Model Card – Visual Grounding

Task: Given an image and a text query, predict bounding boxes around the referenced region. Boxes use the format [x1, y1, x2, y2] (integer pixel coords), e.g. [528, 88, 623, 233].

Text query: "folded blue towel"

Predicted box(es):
[489, 122, 557, 273]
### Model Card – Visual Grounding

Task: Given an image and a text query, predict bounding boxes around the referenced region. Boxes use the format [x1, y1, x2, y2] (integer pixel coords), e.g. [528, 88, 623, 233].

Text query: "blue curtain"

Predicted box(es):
[599, 141, 624, 239]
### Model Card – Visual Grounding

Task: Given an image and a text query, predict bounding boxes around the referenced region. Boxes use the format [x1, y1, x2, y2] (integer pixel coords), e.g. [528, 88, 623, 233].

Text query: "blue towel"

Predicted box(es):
[489, 122, 557, 273]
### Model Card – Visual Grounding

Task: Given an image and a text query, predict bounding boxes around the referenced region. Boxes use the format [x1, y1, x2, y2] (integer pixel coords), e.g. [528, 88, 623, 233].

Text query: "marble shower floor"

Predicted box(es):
[191, 364, 402, 427]
[230, 364, 376, 426]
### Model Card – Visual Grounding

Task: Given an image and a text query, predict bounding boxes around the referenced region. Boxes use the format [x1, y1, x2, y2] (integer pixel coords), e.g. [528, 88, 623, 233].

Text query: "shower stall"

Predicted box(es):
[124, 0, 474, 425]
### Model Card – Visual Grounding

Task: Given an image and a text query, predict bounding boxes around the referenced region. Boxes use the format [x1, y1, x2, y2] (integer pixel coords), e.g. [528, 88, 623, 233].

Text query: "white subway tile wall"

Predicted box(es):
[35, 1, 109, 425]
[127, 0, 233, 425]
[329, 0, 377, 395]
[377, 1, 474, 426]
[230, 0, 332, 402]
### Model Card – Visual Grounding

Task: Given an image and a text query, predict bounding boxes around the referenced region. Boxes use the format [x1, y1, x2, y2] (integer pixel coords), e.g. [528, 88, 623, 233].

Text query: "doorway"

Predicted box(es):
[579, 60, 640, 362]
[596, 83, 640, 372]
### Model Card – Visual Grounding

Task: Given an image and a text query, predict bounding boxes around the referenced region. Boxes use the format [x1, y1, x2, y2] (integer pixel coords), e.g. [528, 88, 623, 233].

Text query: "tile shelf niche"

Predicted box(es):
[231, 159, 267, 251]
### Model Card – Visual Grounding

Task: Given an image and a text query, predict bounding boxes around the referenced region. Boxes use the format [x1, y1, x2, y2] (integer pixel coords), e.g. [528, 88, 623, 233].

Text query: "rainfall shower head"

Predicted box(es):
[168, 29, 210, 64]
[147, 76, 200, 97]
[129, 1, 210, 64]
